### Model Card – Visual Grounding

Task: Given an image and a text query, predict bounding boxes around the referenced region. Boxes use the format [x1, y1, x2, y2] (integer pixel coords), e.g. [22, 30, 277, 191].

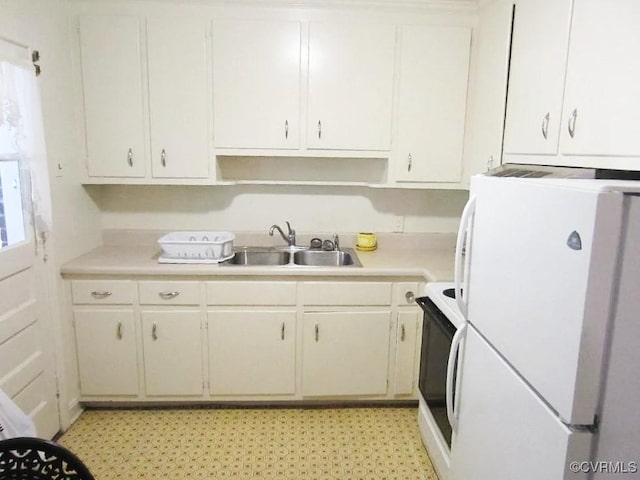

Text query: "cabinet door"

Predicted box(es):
[302, 311, 391, 396]
[395, 26, 471, 183]
[307, 23, 395, 151]
[502, 0, 573, 156]
[212, 19, 301, 149]
[141, 311, 203, 396]
[74, 309, 138, 396]
[560, 0, 640, 157]
[394, 311, 419, 395]
[147, 17, 210, 178]
[208, 311, 296, 395]
[79, 15, 146, 177]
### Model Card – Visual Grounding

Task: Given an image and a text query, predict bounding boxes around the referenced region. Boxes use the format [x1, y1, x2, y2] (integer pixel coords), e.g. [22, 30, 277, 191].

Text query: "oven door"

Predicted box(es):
[416, 295, 458, 480]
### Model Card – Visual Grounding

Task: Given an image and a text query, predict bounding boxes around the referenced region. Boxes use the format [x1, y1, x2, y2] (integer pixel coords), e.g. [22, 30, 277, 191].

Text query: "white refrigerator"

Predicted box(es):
[449, 175, 640, 480]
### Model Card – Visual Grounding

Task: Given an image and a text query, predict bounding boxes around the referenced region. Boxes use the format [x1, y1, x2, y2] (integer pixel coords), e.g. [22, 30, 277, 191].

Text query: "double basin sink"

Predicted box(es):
[221, 246, 362, 267]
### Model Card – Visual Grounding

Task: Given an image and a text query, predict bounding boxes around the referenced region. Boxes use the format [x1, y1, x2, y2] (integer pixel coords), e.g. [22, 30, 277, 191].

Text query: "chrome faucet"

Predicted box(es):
[269, 221, 296, 247]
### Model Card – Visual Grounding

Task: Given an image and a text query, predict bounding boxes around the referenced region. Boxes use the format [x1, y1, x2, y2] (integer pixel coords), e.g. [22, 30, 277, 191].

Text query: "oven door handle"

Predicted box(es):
[454, 195, 476, 318]
[446, 322, 467, 434]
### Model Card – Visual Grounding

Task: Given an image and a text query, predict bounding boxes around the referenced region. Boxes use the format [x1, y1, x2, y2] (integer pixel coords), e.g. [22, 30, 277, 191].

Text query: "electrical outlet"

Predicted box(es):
[393, 215, 404, 233]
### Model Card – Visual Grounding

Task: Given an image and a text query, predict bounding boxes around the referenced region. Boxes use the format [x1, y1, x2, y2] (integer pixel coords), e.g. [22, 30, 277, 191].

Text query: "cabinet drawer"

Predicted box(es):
[302, 282, 392, 306]
[393, 282, 421, 306]
[207, 281, 296, 306]
[71, 280, 135, 305]
[139, 281, 200, 305]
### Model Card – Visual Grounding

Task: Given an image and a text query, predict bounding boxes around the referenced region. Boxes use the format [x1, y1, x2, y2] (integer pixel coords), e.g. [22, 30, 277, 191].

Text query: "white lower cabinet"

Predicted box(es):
[70, 277, 422, 402]
[302, 311, 391, 396]
[208, 310, 296, 395]
[141, 310, 204, 396]
[74, 309, 139, 396]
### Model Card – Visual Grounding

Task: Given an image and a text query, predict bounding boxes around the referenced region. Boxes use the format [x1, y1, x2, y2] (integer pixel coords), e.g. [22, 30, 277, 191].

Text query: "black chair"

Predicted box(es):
[0, 437, 94, 480]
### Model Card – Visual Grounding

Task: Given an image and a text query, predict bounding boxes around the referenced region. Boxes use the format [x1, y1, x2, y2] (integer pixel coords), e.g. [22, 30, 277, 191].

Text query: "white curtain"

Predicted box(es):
[0, 51, 52, 240]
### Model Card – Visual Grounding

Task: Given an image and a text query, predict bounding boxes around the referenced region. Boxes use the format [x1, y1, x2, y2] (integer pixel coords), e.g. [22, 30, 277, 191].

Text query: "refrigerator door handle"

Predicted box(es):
[455, 195, 477, 317]
[446, 322, 467, 434]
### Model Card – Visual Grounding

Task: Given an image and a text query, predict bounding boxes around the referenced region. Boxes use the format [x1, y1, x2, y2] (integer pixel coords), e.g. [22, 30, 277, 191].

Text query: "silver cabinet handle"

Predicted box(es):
[486, 155, 494, 171]
[127, 148, 133, 167]
[568, 108, 578, 138]
[285, 120, 289, 140]
[159, 291, 180, 299]
[117, 321, 123, 339]
[405, 291, 415, 304]
[314, 323, 319, 342]
[281, 322, 285, 340]
[400, 323, 406, 342]
[317, 120, 322, 140]
[152, 322, 158, 340]
[407, 153, 412, 172]
[161, 148, 166, 167]
[91, 290, 112, 299]
[541, 112, 550, 140]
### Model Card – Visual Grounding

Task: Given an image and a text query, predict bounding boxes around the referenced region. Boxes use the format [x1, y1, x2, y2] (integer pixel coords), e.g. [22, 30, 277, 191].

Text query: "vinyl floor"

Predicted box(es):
[58, 407, 439, 480]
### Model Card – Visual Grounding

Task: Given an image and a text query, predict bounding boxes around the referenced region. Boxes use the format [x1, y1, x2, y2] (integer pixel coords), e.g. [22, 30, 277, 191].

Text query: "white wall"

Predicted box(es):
[0, 0, 102, 428]
[91, 185, 469, 235]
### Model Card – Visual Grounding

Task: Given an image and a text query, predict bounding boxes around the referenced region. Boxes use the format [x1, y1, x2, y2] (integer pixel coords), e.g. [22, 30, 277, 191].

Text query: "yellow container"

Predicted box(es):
[356, 232, 377, 250]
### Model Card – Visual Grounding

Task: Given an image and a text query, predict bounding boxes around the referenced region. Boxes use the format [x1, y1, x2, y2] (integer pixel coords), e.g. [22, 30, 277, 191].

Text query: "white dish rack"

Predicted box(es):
[158, 231, 235, 263]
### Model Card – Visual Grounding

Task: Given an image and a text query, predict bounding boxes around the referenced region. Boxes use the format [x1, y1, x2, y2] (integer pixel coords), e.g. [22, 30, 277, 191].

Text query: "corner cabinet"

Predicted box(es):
[306, 23, 396, 151]
[78, 15, 210, 180]
[504, 0, 640, 168]
[79, 15, 147, 178]
[69, 276, 424, 403]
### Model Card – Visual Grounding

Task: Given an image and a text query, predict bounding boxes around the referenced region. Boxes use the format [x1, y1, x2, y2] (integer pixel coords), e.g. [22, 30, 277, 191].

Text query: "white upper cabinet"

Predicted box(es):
[559, 0, 640, 157]
[395, 25, 471, 182]
[147, 17, 210, 178]
[306, 23, 396, 151]
[212, 19, 301, 150]
[79, 15, 146, 177]
[504, 0, 640, 166]
[502, 0, 573, 156]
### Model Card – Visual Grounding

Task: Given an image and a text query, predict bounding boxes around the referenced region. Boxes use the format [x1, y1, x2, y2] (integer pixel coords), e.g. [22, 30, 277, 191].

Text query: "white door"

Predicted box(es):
[212, 19, 301, 149]
[466, 175, 623, 425]
[450, 326, 592, 480]
[0, 46, 59, 438]
[147, 17, 210, 178]
[302, 311, 390, 396]
[395, 26, 470, 183]
[502, 0, 573, 155]
[306, 23, 395, 151]
[560, 0, 640, 157]
[208, 310, 296, 395]
[79, 15, 146, 177]
[141, 311, 203, 396]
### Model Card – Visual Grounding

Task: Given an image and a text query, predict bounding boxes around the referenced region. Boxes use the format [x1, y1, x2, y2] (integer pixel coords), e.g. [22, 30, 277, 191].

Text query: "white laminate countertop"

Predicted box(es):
[60, 231, 456, 281]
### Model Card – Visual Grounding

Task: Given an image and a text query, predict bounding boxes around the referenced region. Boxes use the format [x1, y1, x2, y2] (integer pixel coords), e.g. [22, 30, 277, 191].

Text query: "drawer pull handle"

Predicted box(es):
[161, 148, 167, 167]
[285, 120, 289, 140]
[317, 120, 322, 140]
[405, 291, 415, 303]
[127, 148, 133, 167]
[117, 321, 123, 339]
[91, 291, 112, 299]
[159, 291, 180, 299]
[281, 322, 285, 340]
[407, 153, 412, 172]
[152, 322, 158, 340]
[400, 323, 406, 342]
[314, 323, 319, 342]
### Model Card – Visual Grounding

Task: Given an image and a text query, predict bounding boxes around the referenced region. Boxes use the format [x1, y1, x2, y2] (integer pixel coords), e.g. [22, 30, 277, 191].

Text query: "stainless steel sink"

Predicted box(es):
[293, 248, 362, 267]
[225, 248, 290, 266]
[221, 246, 362, 267]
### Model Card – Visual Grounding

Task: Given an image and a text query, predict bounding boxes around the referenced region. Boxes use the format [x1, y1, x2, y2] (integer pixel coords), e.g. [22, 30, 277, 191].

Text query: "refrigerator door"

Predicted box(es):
[450, 326, 592, 480]
[466, 176, 623, 425]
